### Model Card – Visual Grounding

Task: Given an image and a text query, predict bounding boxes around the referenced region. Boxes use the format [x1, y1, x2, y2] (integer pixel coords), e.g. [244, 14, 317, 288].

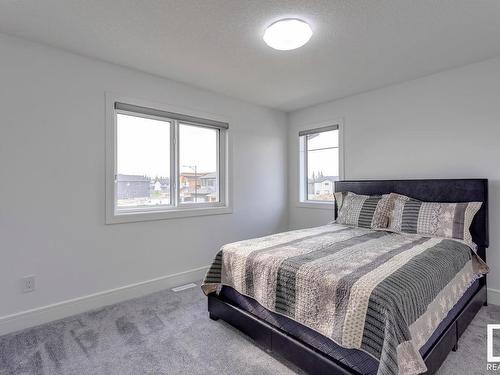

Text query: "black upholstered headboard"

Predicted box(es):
[334, 179, 489, 254]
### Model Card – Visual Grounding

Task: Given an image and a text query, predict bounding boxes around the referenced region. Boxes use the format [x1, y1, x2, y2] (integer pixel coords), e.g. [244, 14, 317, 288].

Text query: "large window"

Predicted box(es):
[116, 113, 172, 209]
[299, 124, 341, 204]
[106, 99, 229, 223]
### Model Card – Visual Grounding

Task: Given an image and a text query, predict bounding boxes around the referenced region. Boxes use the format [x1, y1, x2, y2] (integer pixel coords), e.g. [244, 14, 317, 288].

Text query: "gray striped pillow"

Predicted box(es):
[387, 193, 482, 246]
[334, 192, 392, 229]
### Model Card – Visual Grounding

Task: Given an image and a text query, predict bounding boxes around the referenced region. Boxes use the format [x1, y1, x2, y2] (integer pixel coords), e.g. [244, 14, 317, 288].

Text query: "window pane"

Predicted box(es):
[306, 130, 339, 201]
[179, 123, 218, 204]
[307, 129, 338, 150]
[116, 113, 171, 209]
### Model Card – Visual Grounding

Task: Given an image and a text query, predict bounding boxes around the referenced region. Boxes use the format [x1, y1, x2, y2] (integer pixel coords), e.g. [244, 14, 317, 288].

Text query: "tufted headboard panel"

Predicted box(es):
[334, 179, 489, 255]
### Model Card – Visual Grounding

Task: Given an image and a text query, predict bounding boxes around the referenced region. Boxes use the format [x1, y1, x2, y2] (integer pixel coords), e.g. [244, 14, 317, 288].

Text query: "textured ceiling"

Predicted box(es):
[1, 0, 500, 111]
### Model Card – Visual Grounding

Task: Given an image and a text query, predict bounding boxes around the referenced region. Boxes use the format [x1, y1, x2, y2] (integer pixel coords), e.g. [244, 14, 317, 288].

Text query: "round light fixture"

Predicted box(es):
[263, 18, 312, 51]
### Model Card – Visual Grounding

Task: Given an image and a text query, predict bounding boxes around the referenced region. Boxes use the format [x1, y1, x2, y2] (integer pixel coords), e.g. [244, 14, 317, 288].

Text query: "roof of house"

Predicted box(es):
[153, 176, 170, 184]
[309, 175, 339, 184]
[200, 172, 217, 179]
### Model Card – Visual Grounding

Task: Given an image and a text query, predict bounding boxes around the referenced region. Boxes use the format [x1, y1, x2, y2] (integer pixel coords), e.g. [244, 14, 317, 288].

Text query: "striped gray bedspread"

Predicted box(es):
[202, 224, 488, 375]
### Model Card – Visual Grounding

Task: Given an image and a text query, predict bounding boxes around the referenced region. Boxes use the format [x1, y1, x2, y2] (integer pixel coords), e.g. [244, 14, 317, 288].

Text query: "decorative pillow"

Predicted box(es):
[387, 193, 482, 246]
[334, 192, 392, 229]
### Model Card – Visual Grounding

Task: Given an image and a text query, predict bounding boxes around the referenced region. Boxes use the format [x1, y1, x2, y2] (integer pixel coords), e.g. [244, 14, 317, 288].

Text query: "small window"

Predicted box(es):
[299, 124, 341, 204]
[106, 99, 230, 223]
[179, 123, 219, 204]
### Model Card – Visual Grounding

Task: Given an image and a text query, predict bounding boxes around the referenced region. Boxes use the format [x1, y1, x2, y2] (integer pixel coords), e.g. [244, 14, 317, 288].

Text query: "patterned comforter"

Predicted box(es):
[202, 224, 488, 375]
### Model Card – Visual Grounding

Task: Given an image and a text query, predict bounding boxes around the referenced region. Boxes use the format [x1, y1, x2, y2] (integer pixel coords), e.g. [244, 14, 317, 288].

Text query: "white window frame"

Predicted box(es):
[105, 93, 231, 224]
[297, 120, 344, 210]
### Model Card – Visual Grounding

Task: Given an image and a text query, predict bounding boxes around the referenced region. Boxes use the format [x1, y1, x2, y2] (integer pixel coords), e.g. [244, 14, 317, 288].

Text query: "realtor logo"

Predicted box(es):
[488, 324, 500, 370]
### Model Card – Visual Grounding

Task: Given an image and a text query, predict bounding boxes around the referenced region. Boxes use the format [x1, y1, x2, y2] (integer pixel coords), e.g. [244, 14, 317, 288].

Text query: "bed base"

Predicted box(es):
[208, 284, 486, 375]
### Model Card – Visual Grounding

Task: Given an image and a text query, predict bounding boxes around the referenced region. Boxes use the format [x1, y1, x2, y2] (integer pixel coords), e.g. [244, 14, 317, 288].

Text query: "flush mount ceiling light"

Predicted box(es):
[263, 18, 313, 51]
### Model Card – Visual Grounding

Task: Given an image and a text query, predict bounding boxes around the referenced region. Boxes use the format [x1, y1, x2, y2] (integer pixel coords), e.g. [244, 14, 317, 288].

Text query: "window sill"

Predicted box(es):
[296, 201, 334, 210]
[106, 205, 232, 224]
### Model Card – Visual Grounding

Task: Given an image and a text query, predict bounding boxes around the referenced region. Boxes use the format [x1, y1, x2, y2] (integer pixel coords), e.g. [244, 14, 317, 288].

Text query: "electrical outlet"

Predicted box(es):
[22, 276, 35, 293]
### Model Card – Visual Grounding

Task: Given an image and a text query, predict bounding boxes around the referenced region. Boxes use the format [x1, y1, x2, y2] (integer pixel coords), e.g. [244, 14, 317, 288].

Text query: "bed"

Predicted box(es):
[203, 179, 489, 375]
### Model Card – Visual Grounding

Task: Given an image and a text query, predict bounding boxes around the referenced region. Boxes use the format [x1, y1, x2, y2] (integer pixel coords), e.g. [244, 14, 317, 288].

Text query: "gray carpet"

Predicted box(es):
[0, 284, 498, 375]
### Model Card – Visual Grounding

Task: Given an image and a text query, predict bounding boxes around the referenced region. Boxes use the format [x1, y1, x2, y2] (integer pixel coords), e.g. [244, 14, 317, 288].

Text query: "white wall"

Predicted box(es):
[0, 33, 288, 325]
[288, 57, 500, 297]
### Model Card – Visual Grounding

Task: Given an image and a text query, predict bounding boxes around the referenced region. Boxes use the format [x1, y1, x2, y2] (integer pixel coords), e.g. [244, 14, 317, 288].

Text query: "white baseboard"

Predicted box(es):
[488, 287, 500, 306]
[0, 265, 209, 336]
[1, 268, 496, 337]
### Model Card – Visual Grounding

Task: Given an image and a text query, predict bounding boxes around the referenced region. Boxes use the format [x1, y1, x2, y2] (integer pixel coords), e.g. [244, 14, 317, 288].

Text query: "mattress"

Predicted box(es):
[219, 279, 481, 375]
